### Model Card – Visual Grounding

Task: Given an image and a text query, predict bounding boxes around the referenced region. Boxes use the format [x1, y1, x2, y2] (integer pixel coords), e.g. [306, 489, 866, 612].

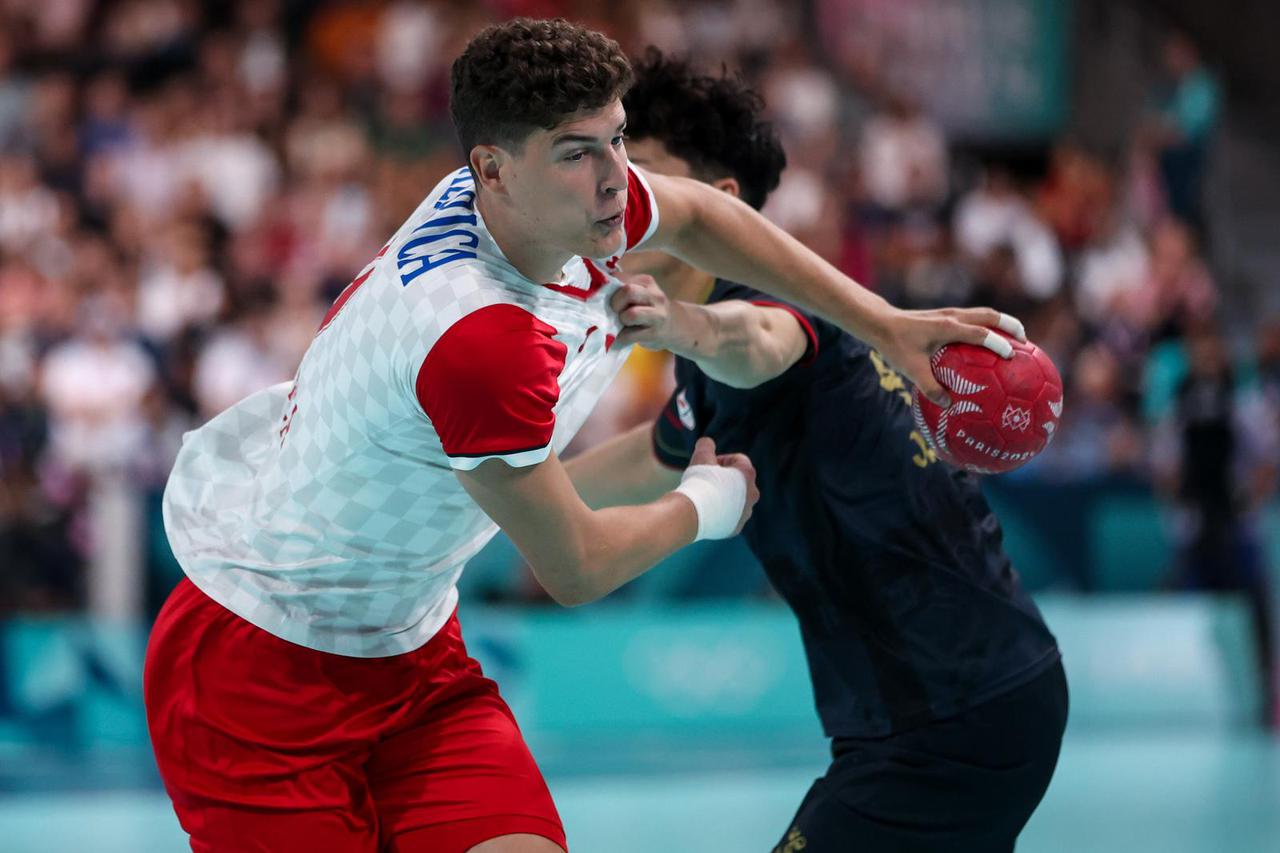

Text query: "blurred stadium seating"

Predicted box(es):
[1, 1, 1278, 850]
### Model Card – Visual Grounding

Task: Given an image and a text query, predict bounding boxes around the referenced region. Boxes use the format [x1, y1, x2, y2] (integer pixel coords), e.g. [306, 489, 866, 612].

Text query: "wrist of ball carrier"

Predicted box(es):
[673, 464, 747, 541]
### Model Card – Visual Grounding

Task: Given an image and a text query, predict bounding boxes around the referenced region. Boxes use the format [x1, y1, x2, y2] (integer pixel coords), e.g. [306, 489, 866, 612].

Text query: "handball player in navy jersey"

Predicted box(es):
[567, 52, 1068, 852]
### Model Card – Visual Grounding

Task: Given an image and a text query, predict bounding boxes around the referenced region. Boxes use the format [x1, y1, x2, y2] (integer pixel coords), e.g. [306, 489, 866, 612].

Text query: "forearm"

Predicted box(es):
[565, 422, 679, 508]
[662, 301, 805, 388]
[457, 454, 701, 607]
[547, 492, 697, 604]
[667, 185, 891, 346]
[639, 164, 1025, 410]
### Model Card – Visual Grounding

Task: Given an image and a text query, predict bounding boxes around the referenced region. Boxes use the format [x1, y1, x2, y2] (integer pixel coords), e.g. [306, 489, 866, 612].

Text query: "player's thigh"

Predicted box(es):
[371, 670, 565, 853]
[385, 831, 565, 853]
[146, 579, 382, 851]
[183, 803, 379, 853]
[466, 834, 566, 853]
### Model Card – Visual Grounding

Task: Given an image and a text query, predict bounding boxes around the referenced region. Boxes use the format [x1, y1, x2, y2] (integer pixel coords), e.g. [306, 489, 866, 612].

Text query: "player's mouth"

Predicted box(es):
[595, 211, 623, 231]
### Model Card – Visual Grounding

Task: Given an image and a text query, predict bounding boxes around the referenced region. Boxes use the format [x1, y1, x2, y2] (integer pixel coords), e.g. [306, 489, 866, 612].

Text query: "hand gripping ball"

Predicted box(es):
[912, 331, 1063, 474]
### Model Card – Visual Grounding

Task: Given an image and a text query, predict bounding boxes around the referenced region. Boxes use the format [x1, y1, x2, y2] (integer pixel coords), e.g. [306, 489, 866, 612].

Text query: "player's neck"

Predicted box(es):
[476, 191, 573, 283]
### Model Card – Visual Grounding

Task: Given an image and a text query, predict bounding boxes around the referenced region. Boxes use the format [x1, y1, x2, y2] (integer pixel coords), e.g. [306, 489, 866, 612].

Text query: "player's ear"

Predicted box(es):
[470, 145, 508, 196]
[712, 176, 741, 201]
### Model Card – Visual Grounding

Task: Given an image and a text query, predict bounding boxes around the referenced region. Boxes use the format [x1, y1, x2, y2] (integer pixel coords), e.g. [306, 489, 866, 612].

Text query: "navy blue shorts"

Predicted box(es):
[774, 659, 1068, 852]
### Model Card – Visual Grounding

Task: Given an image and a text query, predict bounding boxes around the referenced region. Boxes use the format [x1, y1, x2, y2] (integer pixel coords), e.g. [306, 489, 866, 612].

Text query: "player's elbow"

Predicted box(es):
[541, 576, 598, 607]
[530, 555, 600, 607]
[713, 312, 801, 388]
[545, 583, 595, 608]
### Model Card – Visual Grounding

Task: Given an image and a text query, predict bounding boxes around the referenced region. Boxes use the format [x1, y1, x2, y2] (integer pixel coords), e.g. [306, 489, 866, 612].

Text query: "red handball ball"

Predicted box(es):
[911, 331, 1064, 474]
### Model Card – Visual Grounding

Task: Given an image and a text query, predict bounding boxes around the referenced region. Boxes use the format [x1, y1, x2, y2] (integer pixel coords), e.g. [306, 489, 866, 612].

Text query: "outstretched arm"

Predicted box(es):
[639, 169, 1024, 404]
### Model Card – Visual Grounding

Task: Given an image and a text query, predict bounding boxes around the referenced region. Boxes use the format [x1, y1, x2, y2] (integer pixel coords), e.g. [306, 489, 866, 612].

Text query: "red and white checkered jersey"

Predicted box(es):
[163, 164, 660, 657]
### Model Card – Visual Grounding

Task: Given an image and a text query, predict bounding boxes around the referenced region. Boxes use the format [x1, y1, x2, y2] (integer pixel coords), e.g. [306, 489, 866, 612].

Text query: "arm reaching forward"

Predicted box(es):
[639, 169, 1026, 404]
[611, 275, 810, 389]
[457, 437, 756, 606]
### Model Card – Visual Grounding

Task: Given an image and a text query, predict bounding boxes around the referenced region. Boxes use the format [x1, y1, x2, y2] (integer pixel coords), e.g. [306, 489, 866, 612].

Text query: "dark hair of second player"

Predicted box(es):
[623, 48, 786, 210]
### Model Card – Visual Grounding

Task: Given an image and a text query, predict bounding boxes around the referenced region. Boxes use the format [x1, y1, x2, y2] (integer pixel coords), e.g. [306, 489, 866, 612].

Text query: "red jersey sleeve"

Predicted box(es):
[416, 304, 568, 470]
[623, 163, 660, 252]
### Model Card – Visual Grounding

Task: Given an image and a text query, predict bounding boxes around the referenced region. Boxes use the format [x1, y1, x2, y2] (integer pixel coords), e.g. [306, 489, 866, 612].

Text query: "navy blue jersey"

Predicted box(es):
[653, 280, 1060, 738]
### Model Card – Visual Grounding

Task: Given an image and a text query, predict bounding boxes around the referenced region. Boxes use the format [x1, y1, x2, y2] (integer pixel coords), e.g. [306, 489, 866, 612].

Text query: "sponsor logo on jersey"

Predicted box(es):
[773, 826, 808, 852]
[676, 389, 696, 430]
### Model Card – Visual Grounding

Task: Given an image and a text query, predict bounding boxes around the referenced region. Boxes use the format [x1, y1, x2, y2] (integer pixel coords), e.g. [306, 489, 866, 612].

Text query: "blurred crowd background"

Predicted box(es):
[0, 0, 1278, 716]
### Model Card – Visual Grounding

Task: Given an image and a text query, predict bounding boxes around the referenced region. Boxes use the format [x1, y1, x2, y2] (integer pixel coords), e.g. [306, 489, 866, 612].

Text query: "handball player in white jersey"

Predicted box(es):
[144, 17, 1017, 853]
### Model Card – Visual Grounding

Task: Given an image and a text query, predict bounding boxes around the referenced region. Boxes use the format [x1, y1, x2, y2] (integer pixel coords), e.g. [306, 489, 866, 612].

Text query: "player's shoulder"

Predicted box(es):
[412, 275, 559, 371]
[437, 301, 561, 349]
[390, 167, 490, 290]
[379, 168, 535, 310]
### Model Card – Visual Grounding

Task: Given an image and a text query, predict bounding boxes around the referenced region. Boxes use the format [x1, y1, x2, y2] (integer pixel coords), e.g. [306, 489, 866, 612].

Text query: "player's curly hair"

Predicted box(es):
[450, 18, 633, 157]
[623, 49, 786, 210]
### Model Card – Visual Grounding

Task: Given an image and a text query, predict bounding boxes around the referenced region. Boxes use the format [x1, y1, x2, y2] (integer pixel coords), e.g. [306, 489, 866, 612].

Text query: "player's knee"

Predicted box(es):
[466, 833, 565, 853]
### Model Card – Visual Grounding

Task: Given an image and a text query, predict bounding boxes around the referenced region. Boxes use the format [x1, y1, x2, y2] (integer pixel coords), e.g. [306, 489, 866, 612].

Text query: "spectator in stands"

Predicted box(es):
[39, 291, 155, 476]
[1035, 142, 1111, 253]
[1074, 200, 1151, 330]
[191, 287, 293, 420]
[136, 220, 225, 347]
[859, 92, 948, 218]
[1127, 217, 1216, 342]
[1099, 217, 1216, 372]
[954, 166, 1063, 305]
[1153, 324, 1278, 725]
[0, 154, 59, 254]
[1037, 344, 1145, 482]
[0, 374, 79, 613]
[1144, 31, 1220, 232]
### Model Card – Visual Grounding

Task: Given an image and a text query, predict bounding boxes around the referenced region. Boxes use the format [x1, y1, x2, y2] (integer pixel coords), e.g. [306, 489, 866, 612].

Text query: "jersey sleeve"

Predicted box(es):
[416, 304, 568, 470]
[711, 281, 822, 367]
[623, 163, 660, 253]
[651, 387, 698, 470]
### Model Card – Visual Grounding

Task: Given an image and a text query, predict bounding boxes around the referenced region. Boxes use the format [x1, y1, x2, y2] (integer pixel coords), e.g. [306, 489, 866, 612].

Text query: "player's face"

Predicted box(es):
[505, 99, 630, 262]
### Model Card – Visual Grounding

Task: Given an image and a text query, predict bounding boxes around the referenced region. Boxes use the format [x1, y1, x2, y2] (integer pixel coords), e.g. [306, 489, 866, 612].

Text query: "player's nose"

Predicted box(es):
[600, 145, 627, 198]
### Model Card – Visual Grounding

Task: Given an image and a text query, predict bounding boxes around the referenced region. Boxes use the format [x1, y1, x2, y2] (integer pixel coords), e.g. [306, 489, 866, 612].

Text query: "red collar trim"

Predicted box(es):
[541, 259, 610, 301]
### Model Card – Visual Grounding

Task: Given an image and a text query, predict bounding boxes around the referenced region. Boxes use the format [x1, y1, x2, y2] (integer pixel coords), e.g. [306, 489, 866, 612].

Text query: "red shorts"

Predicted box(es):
[144, 578, 565, 852]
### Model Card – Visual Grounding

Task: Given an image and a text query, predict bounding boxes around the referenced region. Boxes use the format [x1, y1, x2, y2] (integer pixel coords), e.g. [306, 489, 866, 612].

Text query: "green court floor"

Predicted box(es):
[1, 731, 1276, 852]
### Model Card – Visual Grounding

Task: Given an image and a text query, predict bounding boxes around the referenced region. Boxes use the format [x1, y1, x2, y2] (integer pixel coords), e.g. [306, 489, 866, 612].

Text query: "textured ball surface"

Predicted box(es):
[911, 332, 1063, 474]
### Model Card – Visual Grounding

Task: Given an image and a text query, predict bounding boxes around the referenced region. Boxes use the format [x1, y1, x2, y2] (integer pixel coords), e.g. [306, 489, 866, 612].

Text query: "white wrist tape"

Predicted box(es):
[674, 464, 747, 541]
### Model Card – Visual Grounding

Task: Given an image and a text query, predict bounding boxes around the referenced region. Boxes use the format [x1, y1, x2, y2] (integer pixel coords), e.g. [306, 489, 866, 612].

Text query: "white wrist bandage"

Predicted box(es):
[674, 464, 748, 541]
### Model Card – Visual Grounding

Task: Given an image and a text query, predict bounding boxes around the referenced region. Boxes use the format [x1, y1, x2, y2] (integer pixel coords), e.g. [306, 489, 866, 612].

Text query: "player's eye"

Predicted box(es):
[611, 135, 624, 147]
[565, 150, 587, 162]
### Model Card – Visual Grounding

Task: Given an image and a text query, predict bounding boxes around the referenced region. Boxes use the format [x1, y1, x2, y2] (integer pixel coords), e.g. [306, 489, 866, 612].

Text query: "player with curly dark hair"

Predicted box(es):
[621, 47, 785, 210]
[147, 19, 1023, 853]
[568, 51, 1067, 852]
[449, 19, 633, 159]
